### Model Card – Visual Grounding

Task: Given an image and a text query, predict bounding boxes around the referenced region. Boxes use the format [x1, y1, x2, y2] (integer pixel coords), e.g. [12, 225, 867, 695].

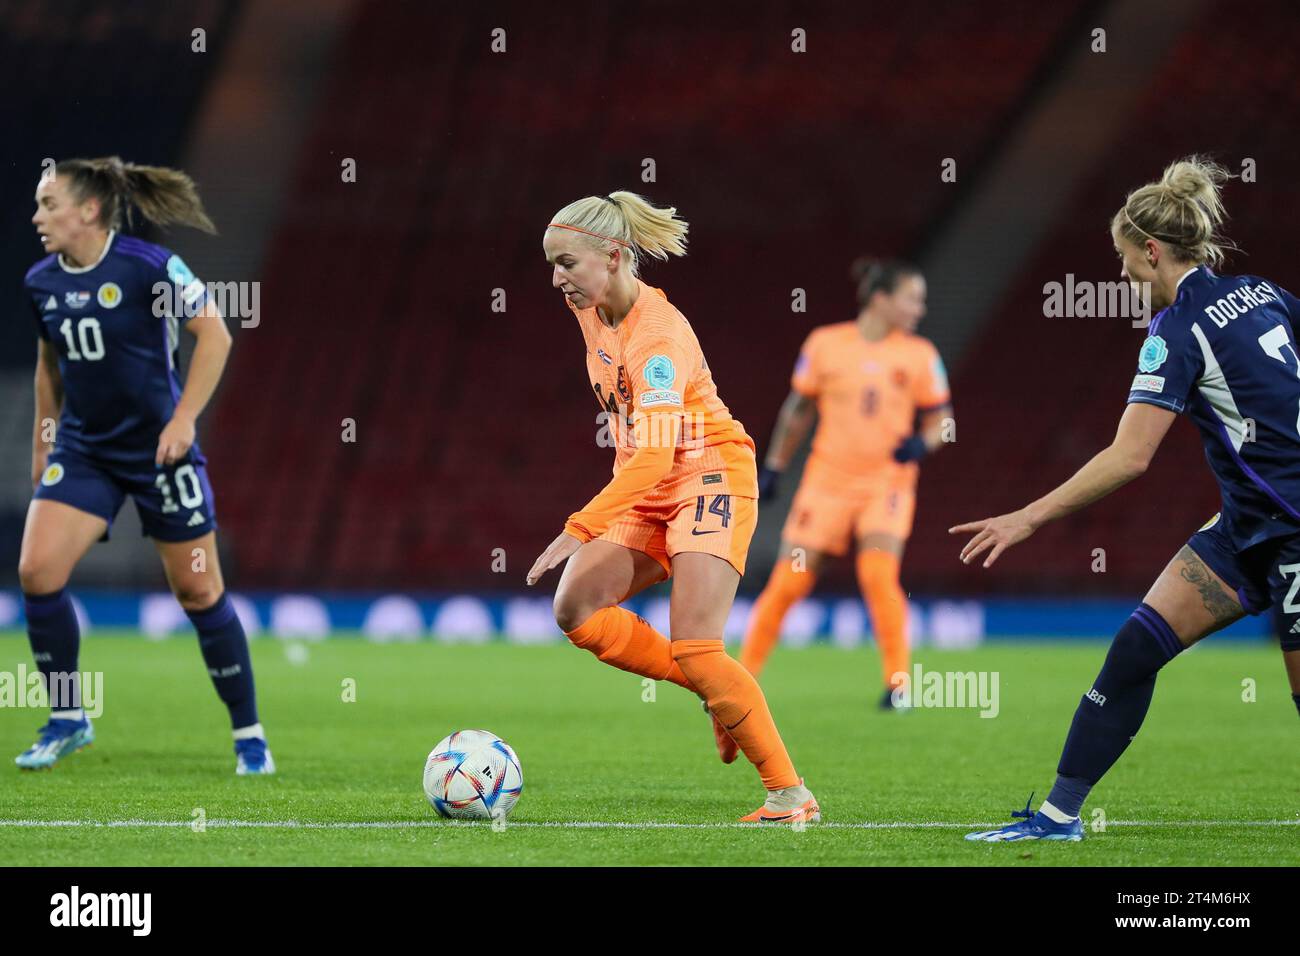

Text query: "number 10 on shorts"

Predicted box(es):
[155, 464, 205, 514]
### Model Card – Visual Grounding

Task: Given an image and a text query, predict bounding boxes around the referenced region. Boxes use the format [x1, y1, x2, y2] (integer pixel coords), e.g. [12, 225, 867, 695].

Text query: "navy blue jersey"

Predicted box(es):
[24, 231, 210, 464]
[1127, 265, 1300, 549]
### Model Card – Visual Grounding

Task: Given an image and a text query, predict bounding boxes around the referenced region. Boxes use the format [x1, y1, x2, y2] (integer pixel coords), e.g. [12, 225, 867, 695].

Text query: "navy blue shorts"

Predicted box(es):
[1187, 515, 1300, 651]
[33, 445, 217, 543]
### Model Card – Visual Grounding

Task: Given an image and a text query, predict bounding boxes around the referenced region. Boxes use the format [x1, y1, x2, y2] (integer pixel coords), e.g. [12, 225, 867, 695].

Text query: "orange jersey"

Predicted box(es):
[792, 322, 950, 494]
[563, 279, 757, 542]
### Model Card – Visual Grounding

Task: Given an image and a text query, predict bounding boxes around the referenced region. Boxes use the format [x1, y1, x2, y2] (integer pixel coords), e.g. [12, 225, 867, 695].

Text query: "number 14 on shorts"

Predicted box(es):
[693, 494, 731, 534]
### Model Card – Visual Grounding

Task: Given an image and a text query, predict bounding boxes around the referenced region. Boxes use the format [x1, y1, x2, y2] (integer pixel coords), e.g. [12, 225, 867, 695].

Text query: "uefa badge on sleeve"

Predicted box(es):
[643, 354, 676, 390]
[1137, 335, 1168, 373]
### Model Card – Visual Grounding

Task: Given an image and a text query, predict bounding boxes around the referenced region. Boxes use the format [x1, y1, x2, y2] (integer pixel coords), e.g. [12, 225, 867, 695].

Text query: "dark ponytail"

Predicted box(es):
[55, 156, 216, 234]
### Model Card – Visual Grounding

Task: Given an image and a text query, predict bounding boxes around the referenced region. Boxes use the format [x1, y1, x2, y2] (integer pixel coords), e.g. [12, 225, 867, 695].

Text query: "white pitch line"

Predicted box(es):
[0, 818, 1296, 831]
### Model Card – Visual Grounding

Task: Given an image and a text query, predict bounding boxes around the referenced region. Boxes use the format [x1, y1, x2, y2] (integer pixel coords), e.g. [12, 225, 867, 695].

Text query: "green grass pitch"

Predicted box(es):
[0, 631, 1296, 866]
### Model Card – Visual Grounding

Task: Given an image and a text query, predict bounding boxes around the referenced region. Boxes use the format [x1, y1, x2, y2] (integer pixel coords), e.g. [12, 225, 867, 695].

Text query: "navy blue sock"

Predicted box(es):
[1044, 773, 1092, 819]
[1048, 604, 1184, 817]
[1293, 693, 1300, 718]
[186, 593, 258, 730]
[24, 589, 82, 712]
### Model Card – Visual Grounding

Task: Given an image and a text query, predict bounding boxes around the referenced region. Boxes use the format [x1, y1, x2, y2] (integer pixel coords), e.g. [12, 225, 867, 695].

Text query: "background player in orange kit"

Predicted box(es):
[740, 259, 954, 711]
[526, 191, 819, 823]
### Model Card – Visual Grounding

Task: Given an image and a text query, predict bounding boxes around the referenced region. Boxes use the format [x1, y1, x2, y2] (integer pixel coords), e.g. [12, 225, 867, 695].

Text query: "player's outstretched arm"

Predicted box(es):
[31, 339, 63, 488]
[949, 402, 1176, 568]
[156, 301, 232, 467]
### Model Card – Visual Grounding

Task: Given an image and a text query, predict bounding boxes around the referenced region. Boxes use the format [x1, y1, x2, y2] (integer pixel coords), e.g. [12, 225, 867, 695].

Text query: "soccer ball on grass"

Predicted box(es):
[423, 729, 523, 820]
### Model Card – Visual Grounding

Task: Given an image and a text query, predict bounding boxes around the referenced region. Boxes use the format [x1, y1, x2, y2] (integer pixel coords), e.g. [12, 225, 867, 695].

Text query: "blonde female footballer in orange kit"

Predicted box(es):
[740, 260, 954, 712]
[526, 191, 819, 824]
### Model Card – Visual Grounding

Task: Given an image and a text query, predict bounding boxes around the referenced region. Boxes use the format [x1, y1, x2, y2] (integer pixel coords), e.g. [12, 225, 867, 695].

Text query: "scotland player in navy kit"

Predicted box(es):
[951, 157, 1300, 841]
[16, 156, 272, 774]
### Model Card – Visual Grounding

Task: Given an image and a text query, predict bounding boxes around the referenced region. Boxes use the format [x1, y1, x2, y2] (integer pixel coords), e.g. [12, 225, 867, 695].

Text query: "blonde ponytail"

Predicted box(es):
[547, 191, 688, 275]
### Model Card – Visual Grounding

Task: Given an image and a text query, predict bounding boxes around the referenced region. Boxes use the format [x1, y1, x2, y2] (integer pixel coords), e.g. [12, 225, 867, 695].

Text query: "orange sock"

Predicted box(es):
[565, 606, 696, 692]
[857, 550, 909, 689]
[739, 560, 817, 677]
[672, 639, 799, 790]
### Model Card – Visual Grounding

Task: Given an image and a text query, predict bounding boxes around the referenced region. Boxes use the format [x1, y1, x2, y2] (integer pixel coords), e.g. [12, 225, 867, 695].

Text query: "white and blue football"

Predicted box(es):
[423, 729, 523, 820]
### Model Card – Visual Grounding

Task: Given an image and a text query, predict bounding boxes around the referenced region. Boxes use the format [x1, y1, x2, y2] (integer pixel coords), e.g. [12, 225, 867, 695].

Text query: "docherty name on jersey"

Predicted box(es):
[1202, 281, 1278, 328]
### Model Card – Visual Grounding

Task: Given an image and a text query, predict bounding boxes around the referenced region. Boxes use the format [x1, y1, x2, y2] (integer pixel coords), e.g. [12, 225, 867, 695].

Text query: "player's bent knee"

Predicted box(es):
[1097, 604, 1185, 689]
[17, 554, 68, 596]
[553, 592, 601, 635]
[173, 583, 223, 612]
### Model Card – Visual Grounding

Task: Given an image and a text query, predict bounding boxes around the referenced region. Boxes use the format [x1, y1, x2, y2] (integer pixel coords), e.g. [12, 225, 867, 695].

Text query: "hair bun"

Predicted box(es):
[1112, 155, 1234, 267]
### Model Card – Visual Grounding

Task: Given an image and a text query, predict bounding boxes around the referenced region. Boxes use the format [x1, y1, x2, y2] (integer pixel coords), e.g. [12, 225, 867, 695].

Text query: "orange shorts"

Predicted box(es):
[600, 494, 758, 577]
[781, 478, 915, 557]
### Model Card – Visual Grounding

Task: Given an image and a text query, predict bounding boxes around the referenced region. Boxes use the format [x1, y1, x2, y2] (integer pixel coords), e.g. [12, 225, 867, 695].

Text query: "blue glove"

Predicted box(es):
[757, 465, 782, 501]
[892, 435, 928, 463]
